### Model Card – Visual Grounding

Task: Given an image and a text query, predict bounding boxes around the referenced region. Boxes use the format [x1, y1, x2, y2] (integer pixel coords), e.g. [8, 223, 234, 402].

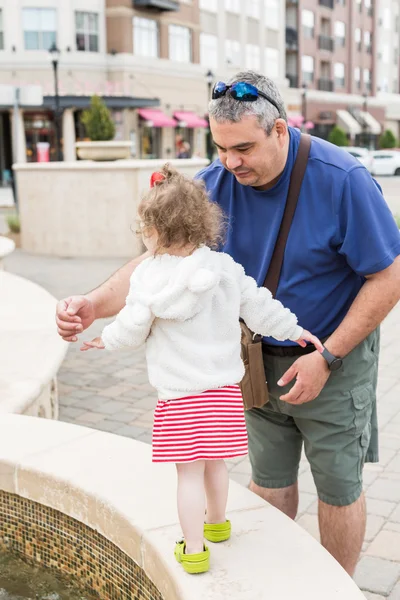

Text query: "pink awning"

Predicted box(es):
[138, 108, 176, 127]
[173, 111, 208, 128]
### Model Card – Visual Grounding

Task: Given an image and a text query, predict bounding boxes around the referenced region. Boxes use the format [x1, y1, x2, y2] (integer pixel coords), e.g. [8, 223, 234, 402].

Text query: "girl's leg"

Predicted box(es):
[204, 459, 229, 524]
[176, 460, 206, 554]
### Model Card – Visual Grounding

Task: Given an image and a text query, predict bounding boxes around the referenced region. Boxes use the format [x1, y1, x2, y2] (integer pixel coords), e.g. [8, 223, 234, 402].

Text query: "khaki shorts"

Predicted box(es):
[245, 329, 380, 507]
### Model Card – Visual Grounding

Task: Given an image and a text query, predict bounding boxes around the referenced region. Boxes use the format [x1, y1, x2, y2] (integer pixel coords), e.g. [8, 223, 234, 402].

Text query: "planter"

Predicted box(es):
[75, 141, 132, 161]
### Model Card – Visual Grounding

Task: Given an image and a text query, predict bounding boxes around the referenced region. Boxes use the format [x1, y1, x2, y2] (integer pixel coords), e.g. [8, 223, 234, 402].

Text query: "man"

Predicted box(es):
[56, 71, 400, 575]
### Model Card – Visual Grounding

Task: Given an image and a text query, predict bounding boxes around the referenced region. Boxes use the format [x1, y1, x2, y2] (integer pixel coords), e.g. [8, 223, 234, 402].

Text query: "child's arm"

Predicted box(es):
[237, 264, 322, 349]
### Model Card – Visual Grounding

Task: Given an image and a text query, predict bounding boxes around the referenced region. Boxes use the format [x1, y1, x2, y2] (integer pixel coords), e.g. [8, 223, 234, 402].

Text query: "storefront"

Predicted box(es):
[0, 112, 12, 186]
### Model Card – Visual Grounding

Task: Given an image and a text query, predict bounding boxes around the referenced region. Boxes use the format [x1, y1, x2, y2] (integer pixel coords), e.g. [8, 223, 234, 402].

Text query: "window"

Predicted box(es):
[365, 0, 372, 16]
[395, 48, 399, 65]
[247, 0, 260, 18]
[383, 8, 391, 29]
[245, 44, 260, 70]
[302, 10, 314, 39]
[333, 27, 346, 51]
[264, 47, 279, 79]
[225, 0, 240, 12]
[302, 55, 314, 83]
[335, 21, 345, 46]
[393, 79, 398, 93]
[355, 66, 361, 89]
[225, 39, 241, 66]
[336, 0, 345, 4]
[355, 27, 361, 51]
[334, 62, 345, 88]
[134, 17, 158, 58]
[356, 0, 362, 11]
[23, 8, 56, 50]
[169, 24, 192, 63]
[0, 10, 3, 50]
[265, 0, 279, 30]
[76, 12, 99, 52]
[382, 44, 389, 64]
[200, 32, 217, 68]
[199, 0, 217, 11]
[364, 68, 371, 92]
[364, 30, 371, 53]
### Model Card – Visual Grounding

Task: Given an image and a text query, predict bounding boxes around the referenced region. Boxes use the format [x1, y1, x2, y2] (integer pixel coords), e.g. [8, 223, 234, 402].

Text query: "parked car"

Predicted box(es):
[370, 150, 400, 176]
[343, 147, 373, 172]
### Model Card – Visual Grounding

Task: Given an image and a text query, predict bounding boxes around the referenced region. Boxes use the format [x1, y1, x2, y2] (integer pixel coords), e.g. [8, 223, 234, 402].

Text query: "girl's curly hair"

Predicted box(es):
[137, 164, 226, 252]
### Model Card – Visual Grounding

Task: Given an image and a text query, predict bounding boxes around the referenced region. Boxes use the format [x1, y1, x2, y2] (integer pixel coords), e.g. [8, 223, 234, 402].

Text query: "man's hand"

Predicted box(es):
[277, 351, 330, 404]
[55, 295, 95, 342]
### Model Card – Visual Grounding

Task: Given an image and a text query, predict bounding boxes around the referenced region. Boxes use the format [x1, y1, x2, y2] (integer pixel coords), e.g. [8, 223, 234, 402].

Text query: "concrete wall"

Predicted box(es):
[14, 157, 209, 257]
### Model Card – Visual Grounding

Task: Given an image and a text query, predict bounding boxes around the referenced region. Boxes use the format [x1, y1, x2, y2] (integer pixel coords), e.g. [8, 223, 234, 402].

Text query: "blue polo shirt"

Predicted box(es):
[197, 127, 400, 345]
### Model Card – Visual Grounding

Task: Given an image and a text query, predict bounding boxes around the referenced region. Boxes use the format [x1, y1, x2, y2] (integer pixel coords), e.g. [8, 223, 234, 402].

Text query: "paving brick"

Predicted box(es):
[296, 514, 320, 542]
[298, 470, 317, 495]
[99, 384, 134, 399]
[89, 420, 124, 433]
[384, 522, 400, 533]
[229, 472, 250, 488]
[136, 431, 153, 444]
[128, 396, 157, 410]
[386, 454, 400, 474]
[59, 406, 86, 419]
[354, 556, 400, 595]
[366, 498, 396, 518]
[379, 434, 400, 452]
[363, 592, 388, 600]
[365, 515, 385, 542]
[94, 400, 133, 415]
[366, 530, 400, 561]
[390, 505, 400, 523]
[367, 478, 400, 503]
[75, 411, 108, 424]
[114, 424, 148, 438]
[297, 492, 317, 515]
[389, 581, 400, 600]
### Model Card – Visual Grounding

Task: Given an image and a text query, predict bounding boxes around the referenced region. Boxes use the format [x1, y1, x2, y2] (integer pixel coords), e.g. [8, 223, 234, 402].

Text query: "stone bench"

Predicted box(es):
[0, 414, 365, 600]
[0, 271, 67, 417]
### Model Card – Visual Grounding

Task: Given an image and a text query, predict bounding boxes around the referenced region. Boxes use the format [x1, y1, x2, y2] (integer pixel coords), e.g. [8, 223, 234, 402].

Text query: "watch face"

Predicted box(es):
[330, 358, 343, 372]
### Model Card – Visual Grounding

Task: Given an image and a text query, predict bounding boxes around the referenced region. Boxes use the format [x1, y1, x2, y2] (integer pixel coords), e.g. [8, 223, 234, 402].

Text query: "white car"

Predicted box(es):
[370, 150, 400, 176]
[343, 147, 373, 172]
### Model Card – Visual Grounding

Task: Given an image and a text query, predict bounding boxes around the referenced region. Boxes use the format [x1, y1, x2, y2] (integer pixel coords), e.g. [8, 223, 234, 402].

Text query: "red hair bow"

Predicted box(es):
[150, 172, 165, 188]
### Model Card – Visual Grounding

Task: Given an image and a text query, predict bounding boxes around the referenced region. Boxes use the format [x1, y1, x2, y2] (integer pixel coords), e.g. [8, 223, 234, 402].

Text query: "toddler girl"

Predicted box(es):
[81, 165, 322, 574]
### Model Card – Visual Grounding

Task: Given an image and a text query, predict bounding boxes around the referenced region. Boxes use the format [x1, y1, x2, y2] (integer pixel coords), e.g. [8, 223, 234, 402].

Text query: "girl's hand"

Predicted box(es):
[80, 337, 105, 352]
[294, 329, 324, 353]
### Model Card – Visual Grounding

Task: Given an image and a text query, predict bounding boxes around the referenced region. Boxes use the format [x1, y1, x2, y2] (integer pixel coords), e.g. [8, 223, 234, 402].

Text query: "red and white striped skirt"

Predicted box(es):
[152, 385, 248, 463]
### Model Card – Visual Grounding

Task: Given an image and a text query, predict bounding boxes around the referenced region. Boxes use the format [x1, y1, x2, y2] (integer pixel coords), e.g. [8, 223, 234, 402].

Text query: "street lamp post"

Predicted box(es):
[205, 70, 215, 162]
[362, 92, 369, 149]
[49, 42, 62, 161]
[301, 83, 307, 132]
[205, 70, 214, 101]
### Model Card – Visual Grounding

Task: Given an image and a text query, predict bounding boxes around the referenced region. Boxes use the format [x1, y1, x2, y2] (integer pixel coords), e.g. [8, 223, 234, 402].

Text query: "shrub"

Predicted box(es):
[379, 129, 397, 149]
[328, 126, 349, 147]
[81, 95, 115, 141]
[6, 213, 20, 233]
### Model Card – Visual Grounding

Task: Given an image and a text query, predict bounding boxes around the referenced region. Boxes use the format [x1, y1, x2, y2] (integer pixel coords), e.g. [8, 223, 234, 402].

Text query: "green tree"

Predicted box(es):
[328, 126, 349, 147]
[81, 95, 115, 141]
[379, 129, 397, 149]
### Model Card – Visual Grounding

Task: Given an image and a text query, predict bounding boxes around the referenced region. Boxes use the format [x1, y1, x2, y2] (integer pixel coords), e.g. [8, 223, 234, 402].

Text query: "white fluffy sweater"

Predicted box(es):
[102, 246, 303, 400]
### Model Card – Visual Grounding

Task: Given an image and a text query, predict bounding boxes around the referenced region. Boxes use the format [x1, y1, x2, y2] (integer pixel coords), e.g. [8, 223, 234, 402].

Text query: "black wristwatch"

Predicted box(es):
[321, 346, 343, 371]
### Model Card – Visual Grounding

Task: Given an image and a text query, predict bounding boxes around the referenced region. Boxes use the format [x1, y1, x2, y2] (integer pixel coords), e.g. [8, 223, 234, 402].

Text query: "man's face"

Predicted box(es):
[210, 115, 288, 190]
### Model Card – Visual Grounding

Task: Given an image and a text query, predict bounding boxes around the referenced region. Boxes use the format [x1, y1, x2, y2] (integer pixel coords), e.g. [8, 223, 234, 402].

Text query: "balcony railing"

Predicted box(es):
[319, 35, 334, 51]
[286, 74, 298, 88]
[286, 27, 298, 50]
[319, 0, 334, 8]
[318, 78, 334, 91]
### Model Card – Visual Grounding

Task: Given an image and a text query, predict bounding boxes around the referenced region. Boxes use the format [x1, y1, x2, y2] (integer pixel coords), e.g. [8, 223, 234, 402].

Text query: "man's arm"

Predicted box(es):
[324, 256, 400, 358]
[278, 256, 400, 404]
[56, 251, 150, 342]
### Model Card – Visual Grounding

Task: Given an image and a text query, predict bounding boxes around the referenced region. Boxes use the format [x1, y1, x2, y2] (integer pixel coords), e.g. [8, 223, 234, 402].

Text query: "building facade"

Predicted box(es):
[285, 0, 385, 145]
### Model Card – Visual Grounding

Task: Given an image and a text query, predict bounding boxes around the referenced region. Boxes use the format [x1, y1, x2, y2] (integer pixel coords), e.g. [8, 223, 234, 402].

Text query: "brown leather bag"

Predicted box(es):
[240, 133, 311, 410]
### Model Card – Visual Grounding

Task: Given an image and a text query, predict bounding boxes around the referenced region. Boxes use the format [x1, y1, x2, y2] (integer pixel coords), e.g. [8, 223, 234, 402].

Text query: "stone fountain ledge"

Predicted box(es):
[0, 414, 365, 600]
[0, 270, 67, 417]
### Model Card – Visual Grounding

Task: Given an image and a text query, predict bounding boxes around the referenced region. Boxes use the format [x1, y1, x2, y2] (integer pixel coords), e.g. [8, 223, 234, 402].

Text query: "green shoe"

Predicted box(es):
[204, 520, 231, 543]
[174, 539, 210, 574]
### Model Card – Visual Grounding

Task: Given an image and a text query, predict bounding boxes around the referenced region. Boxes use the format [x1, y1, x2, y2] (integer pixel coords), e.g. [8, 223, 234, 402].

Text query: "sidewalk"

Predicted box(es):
[4, 248, 400, 599]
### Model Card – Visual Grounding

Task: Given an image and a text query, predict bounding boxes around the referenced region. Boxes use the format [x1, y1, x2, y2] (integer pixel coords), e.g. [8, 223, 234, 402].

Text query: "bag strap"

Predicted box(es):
[263, 133, 311, 296]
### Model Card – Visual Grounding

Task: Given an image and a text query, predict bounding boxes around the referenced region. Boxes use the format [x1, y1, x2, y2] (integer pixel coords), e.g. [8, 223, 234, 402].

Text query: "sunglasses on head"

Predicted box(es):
[212, 81, 281, 116]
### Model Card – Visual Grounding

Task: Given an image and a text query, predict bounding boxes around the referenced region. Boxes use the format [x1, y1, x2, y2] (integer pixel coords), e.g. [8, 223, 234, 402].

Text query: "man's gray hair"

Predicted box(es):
[208, 70, 287, 136]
